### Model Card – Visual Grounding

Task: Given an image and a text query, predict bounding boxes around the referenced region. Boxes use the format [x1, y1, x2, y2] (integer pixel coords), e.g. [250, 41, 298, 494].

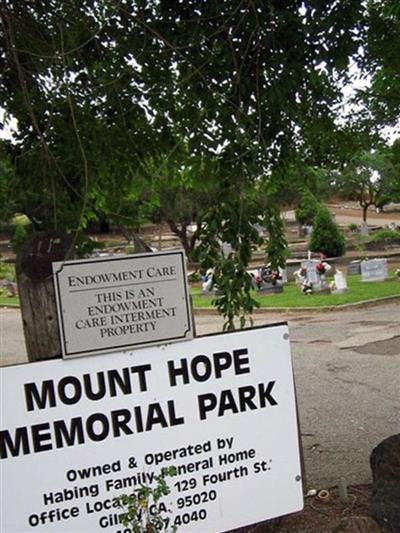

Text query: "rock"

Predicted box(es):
[370, 434, 400, 533]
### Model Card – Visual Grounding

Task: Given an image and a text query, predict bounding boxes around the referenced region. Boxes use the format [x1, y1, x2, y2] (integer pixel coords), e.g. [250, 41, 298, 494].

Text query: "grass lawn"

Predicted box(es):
[191, 275, 400, 309]
[0, 295, 19, 306]
[1, 275, 399, 309]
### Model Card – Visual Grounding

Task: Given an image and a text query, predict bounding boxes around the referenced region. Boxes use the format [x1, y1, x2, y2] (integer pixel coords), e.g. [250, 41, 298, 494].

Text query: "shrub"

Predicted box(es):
[348, 223, 358, 232]
[309, 206, 346, 257]
[114, 467, 177, 532]
[0, 262, 16, 282]
[369, 229, 400, 242]
[11, 224, 28, 253]
[295, 189, 320, 226]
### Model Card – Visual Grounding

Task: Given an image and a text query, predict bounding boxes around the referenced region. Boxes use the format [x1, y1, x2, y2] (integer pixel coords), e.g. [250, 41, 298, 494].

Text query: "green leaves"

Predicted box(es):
[1, 0, 387, 326]
[309, 206, 346, 258]
[114, 467, 177, 533]
[295, 189, 320, 226]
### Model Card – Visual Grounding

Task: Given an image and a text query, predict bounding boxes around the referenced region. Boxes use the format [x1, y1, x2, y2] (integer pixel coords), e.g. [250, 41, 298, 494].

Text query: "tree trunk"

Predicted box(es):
[16, 231, 72, 362]
[166, 218, 191, 259]
[362, 204, 369, 222]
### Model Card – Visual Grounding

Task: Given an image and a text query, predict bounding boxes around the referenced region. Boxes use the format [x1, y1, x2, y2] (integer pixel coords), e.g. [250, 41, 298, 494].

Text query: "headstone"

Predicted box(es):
[294, 267, 307, 285]
[253, 265, 284, 293]
[286, 260, 302, 282]
[301, 260, 320, 285]
[202, 268, 219, 295]
[279, 267, 288, 283]
[258, 284, 284, 294]
[370, 433, 400, 533]
[360, 221, 369, 236]
[332, 269, 348, 293]
[221, 241, 233, 258]
[348, 260, 361, 275]
[298, 259, 331, 293]
[361, 258, 389, 282]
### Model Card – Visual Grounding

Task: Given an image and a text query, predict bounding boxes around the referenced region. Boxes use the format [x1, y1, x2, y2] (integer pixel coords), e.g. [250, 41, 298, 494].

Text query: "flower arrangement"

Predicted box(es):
[315, 262, 326, 275]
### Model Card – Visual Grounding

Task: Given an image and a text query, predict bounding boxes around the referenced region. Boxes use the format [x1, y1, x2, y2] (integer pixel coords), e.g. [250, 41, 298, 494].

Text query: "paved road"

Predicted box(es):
[1, 302, 399, 490]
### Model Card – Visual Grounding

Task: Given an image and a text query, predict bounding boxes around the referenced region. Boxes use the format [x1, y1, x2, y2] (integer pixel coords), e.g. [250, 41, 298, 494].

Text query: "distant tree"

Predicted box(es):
[295, 189, 320, 227]
[309, 206, 346, 258]
[149, 185, 209, 261]
[337, 149, 398, 221]
[0, 142, 16, 227]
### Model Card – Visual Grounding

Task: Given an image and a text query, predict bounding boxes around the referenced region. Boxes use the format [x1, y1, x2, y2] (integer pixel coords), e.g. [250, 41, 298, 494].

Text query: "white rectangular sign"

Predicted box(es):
[0, 325, 303, 532]
[53, 251, 193, 358]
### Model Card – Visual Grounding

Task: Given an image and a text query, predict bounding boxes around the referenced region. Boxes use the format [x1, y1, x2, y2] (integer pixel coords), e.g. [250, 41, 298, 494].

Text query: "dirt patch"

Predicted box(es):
[227, 485, 377, 533]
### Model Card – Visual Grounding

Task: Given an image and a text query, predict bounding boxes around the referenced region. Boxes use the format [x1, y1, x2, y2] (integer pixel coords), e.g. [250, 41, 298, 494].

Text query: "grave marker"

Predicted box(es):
[361, 258, 389, 282]
[301, 259, 320, 285]
[360, 222, 369, 236]
[333, 269, 348, 293]
[348, 260, 361, 275]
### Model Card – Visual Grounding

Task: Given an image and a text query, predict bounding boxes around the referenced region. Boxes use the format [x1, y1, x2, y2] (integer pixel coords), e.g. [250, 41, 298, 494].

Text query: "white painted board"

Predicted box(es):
[0, 325, 303, 532]
[52, 251, 193, 358]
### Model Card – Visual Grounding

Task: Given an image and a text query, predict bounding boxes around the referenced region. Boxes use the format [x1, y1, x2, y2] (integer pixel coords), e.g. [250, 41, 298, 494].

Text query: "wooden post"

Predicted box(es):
[16, 231, 72, 362]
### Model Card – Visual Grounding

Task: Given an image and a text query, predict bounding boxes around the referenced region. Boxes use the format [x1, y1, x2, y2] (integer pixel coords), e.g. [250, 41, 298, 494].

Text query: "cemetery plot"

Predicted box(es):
[0, 325, 303, 532]
[53, 251, 193, 358]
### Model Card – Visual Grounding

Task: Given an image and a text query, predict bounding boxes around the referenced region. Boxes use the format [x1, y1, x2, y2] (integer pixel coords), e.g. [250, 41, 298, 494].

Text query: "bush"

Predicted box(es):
[0, 262, 16, 282]
[295, 189, 320, 226]
[309, 206, 346, 257]
[11, 224, 29, 253]
[348, 223, 358, 232]
[369, 229, 400, 242]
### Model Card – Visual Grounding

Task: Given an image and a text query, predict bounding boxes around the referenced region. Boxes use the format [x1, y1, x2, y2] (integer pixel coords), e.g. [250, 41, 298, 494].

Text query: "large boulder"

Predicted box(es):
[370, 434, 400, 533]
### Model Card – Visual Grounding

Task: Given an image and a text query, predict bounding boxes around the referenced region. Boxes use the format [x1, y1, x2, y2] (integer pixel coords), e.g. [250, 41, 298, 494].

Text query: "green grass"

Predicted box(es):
[1, 274, 399, 310]
[191, 275, 400, 309]
[0, 295, 19, 306]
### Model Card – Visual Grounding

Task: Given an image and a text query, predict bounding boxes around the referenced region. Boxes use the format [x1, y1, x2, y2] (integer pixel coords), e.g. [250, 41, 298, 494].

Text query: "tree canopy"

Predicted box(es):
[0, 0, 398, 327]
[336, 146, 400, 222]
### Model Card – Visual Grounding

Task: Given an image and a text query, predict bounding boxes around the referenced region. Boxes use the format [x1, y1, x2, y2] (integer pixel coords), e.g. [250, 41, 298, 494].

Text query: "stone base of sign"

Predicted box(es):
[332, 288, 348, 294]
[370, 433, 400, 533]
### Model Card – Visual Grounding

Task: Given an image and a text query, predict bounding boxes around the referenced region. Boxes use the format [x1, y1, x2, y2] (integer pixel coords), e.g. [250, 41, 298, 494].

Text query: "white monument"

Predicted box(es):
[331, 269, 348, 293]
